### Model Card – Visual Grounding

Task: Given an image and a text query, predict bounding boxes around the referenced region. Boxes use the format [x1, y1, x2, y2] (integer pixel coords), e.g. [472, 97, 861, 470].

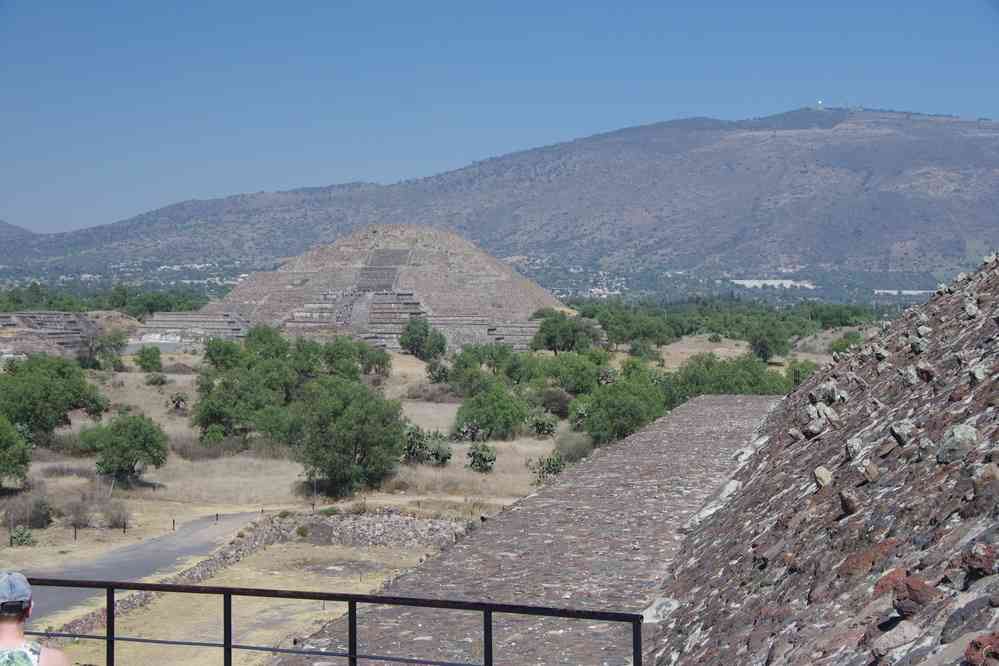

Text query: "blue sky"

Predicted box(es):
[2, 1, 998, 233]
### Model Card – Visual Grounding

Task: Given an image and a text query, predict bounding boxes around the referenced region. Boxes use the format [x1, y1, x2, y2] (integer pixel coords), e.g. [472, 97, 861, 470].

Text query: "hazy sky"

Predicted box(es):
[2, 1, 998, 233]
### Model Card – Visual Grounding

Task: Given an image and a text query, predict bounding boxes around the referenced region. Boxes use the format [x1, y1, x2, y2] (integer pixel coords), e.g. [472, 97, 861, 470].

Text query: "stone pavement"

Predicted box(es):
[274, 394, 776, 666]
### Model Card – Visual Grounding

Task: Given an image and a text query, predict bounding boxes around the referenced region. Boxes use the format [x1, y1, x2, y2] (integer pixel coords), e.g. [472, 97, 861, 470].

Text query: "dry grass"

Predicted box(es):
[139, 455, 304, 506]
[382, 352, 428, 399]
[400, 401, 459, 433]
[380, 437, 553, 502]
[76, 370, 199, 439]
[61, 543, 425, 666]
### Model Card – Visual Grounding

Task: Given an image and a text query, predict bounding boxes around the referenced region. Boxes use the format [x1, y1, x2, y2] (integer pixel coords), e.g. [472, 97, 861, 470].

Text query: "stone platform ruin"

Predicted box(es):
[189, 225, 562, 350]
[0, 311, 99, 361]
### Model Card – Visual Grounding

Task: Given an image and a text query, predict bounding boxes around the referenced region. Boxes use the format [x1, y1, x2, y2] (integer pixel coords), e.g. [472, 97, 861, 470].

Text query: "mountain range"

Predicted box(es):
[3, 107, 998, 298]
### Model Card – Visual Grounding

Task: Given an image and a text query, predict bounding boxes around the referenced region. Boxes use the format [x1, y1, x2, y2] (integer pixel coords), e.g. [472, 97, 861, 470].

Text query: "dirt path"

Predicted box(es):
[274, 395, 777, 666]
[24, 512, 257, 626]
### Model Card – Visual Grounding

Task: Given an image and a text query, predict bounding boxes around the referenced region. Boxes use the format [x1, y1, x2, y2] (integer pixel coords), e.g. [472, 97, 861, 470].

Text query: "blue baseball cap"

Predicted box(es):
[0, 572, 31, 615]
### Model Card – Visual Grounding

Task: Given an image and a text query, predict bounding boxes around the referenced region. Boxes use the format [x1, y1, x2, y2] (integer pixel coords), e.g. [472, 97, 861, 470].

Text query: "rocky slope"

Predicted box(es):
[653, 256, 999, 665]
[4, 109, 998, 292]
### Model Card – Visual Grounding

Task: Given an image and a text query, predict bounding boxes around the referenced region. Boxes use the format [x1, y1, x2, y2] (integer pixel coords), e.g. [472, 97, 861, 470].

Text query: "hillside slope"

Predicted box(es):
[3, 108, 998, 293]
[0, 220, 35, 245]
[654, 257, 999, 664]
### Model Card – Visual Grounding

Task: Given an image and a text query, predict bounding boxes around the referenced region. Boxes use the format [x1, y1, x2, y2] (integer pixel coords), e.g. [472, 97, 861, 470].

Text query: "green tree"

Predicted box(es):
[546, 352, 601, 395]
[135, 345, 163, 373]
[584, 374, 666, 444]
[0, 416, 31, 486]
[454, 381, 529, 440]
[204, 338, 244, 371]
[530, 312, 599, 355]
[0, 355, 107, 440]
[399, 318, 446, 362]
[294, 377, 405, 496]
[244, 326, 290, 361]
[87, 414, 168, 482]
[89, 330, 128, 370]
[748, 323, 788, 362]
[357, 343, 391, 377]
[321, 337, 362, 380]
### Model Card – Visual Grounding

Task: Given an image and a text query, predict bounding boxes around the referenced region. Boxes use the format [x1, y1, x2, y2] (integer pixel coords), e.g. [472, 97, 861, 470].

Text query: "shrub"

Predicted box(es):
[399, 318, 447, 362]
[453, 421, 485, 442]
[64, 500, 91, 528]
[466, 443, 496, 473]
[3, 492, 53, 529]
[428, 437, 452, 466]
[168, 392, 189, 412]
[541, 388, 572, 419]
[528, 410, 558, 438]
[568, 395, 593, 431]
[448, 365, 494, 398]
[453, 382, 528, 440]
[828, 330, 863, 354]
[403, 425, 433, 465]
[708, 333, 723, 343]
[426, 360, 450, 384]
[103, 501, 130, 529]
[359, 345, 392, 377]
[10, 526, 35, 546]
[555, 431, 594, 463]
[200, 424, 226, 447]
[527, 452, 565, 485]
[628, 339, 657, 360]
[319, 506, 339, 516]
[145, 372, 169, 387]
[500, 353, 544, 385]
[277, 510, 292, 519]
[135, 346, 163, 373]
[295, 525, 309, 538]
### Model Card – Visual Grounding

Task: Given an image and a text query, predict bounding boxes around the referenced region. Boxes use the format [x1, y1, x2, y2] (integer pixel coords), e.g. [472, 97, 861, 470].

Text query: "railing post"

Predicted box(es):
[632, 619, 642, 666]
[106, 587, 115, 666]
[223, 592, 232, 666]
[483, 609, 493, 666]
[348, 600, 357, 666]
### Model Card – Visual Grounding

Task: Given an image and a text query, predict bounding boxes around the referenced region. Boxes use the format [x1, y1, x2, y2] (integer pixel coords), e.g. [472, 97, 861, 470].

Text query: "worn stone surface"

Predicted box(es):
[273, 395, 776, 666]
[654, 259, 999, 665]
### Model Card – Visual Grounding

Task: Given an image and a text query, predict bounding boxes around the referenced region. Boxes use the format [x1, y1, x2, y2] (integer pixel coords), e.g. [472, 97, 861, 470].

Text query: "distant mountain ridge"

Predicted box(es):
[0, 220, 35, 244]
[4, 108, 998, 296]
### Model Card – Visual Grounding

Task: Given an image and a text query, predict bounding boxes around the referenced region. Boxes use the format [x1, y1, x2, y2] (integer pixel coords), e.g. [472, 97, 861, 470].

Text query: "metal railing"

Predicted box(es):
[26, 578, 643, 665]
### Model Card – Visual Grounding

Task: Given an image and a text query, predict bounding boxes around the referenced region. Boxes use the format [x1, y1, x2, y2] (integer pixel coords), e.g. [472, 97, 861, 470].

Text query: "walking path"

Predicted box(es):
[23, 512, 256, 624]
[276, 395, 776, 666]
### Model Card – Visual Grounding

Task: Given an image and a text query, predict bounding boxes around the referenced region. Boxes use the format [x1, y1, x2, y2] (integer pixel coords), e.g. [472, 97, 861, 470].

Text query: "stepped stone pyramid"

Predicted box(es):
[199, 225, 563, 350]
[0, 312, 99, 359]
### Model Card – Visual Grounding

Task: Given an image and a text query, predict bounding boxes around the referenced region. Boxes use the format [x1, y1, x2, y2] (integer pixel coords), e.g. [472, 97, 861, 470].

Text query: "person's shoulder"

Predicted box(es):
[40, 645, 71, 666]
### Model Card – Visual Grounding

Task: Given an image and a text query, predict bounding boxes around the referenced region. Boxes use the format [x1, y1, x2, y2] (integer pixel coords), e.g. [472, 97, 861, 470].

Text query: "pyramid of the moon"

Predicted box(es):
[200, 225, 564, 350]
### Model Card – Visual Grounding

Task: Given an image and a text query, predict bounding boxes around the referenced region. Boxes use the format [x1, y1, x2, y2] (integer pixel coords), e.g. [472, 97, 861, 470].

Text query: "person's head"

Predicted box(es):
[0, 572, 31, 626]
